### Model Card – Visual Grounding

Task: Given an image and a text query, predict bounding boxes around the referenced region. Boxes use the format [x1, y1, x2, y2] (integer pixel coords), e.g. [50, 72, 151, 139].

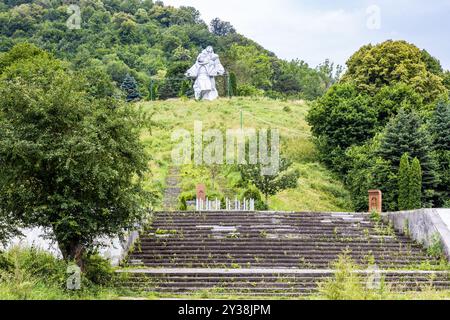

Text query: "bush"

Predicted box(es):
[83, 253, 114, 286]
[318, 254, 388, 300]
[241, 186, 268, 211]
[237, 84, 264, 97]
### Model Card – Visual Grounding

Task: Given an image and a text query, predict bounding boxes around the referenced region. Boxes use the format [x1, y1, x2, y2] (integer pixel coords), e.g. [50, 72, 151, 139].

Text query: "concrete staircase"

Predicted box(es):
[117, 211, 450, 297]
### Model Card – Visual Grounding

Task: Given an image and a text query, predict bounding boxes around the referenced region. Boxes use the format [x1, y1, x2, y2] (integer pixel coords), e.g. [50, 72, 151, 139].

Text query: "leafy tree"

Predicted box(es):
[371, 83, 424, 127]
[342, 40, 446, 103]
[239, 158, 300, 207]
[0, 45, 150, 268]
[409, 158, 423, 210]
[307, 83, 377, 173]
[120, 73, 141, 102]
[226, 44, 274, 90]
[210, 18, 236, 36]
[421, 49, 443, 76]
[398, 153, 411, 211]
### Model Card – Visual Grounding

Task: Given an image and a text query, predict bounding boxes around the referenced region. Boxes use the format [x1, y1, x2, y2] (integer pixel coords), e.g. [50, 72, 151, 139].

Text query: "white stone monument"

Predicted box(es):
[185, 46, 225, 101]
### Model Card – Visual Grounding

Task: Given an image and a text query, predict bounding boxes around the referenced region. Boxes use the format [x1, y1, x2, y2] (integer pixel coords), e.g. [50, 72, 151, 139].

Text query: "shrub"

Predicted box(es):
[83, 253, 114, 286]
[241, 186, 268, 211]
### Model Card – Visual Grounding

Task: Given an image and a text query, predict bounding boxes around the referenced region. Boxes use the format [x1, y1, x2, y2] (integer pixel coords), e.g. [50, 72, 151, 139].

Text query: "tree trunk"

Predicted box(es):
[58, 240, 85, 271]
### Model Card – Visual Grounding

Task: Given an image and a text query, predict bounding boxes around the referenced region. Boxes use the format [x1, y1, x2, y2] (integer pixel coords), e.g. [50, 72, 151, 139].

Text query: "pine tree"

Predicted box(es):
[379, 109, 438, 205]
[432, 101, 450, 151]
[409, 158, 423, 209]
[120, 73, 141, 102]
[430, 101, 450, 206]
[398, 153, 411, 210]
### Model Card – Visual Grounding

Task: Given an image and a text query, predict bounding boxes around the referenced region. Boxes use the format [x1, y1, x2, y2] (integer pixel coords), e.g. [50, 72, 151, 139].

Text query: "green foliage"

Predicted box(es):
[317, 254, 387, 300]
[409, 158, 423, 210]
[371, 83, 425, 127]
[228, 71, 237, 97]
[398, 153, 411, 211]
[307, 83, 377, 173]
[210, 18, 236, 36]
[378, 109, 437, 201]
[83, 253, 114, 286]
[342, 40, 446, 103]
[0, 247, 121, 300]
[239, 158, 300, 206]
[0, 44, 151, 265]
[120, 73, 141, 102]
[430, 101, 450, 206]
[240, 186, 268, 211]
[0, 1, 329, 101]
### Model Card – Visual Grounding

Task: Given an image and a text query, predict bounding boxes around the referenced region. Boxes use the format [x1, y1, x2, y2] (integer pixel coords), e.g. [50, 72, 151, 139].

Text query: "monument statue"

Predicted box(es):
[185, 46, 225, 101]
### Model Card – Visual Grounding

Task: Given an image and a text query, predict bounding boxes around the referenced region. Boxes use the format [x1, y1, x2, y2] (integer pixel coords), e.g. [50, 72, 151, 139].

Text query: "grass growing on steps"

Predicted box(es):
[137, 98, 353, 212]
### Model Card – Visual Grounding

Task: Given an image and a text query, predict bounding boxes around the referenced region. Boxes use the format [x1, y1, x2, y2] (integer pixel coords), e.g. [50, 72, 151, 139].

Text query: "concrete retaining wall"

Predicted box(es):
[382, 209, 450, 260]
[2, 228, 140, 266]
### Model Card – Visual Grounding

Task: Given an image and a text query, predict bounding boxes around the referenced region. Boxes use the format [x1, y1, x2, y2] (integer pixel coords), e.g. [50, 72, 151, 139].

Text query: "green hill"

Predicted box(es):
[140, 98, 353, 212]
[0, 0, 337, 100]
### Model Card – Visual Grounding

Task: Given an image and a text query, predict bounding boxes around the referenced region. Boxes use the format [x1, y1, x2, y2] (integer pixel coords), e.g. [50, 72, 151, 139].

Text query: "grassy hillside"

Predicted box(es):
[139, 97, 353, 212]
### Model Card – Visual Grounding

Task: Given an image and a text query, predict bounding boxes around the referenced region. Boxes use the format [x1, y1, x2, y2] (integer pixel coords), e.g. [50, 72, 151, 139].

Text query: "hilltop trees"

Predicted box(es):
[0, 44, 150, 267]
[342, 40, 446, 102]
[210, 18, 236, 36]
[0, 0, 332, 100]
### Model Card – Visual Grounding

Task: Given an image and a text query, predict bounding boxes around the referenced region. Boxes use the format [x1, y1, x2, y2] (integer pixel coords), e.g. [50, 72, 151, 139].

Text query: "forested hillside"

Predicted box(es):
[0, 0, 339, 100]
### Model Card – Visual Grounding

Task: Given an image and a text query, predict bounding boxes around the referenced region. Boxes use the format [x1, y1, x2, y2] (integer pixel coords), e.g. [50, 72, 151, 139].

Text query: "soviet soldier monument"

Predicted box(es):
[186, 46, 225, 101]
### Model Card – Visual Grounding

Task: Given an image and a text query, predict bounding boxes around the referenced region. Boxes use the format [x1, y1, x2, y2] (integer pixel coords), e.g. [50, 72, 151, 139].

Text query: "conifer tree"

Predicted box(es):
[398, 153, 411, 210]
[430, 101, 450, 206]
[379, 109, 437, 205]
[409, 158, 423, 209]
[120, 73, 141, 102]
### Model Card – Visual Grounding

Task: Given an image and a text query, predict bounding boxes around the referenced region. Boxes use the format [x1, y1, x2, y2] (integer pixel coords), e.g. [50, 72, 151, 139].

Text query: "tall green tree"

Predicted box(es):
[0, 44, 150, 267]
[430, 101, 450, 206]
[409, 158, 423, 210]
[378, 109, 437, 197]
[398, 153, 411, 211]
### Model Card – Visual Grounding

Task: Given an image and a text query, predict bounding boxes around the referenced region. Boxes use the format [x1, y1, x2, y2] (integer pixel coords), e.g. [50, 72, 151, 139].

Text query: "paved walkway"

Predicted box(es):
[162, 166, 181, 211]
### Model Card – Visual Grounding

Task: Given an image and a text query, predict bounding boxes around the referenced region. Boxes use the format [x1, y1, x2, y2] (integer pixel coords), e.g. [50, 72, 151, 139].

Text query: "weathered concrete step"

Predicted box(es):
[131, 249, 427, 256]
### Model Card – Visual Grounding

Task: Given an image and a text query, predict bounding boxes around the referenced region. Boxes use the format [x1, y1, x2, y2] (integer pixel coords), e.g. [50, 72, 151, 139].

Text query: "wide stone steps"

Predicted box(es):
[116, 270, 450, 297]
[118, 211, 448, 297]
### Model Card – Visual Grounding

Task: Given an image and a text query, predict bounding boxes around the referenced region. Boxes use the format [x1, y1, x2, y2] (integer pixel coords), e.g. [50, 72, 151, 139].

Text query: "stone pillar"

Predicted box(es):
[368, 190, 383, 213]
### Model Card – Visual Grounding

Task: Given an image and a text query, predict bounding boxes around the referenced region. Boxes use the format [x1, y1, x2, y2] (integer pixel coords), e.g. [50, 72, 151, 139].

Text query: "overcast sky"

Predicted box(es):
[163, 0, 450, 70]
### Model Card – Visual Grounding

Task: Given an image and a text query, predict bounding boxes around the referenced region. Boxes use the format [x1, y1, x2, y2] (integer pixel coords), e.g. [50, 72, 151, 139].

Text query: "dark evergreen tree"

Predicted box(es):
[430, 101, 450, 206]
[409, 158, 423, 209]
[120, 73, 141, 102]
[398, 153, 411, 211]
[378, 109, 438, 206]
[229, 72, 237, 97]
[432, 101, 450, 151]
